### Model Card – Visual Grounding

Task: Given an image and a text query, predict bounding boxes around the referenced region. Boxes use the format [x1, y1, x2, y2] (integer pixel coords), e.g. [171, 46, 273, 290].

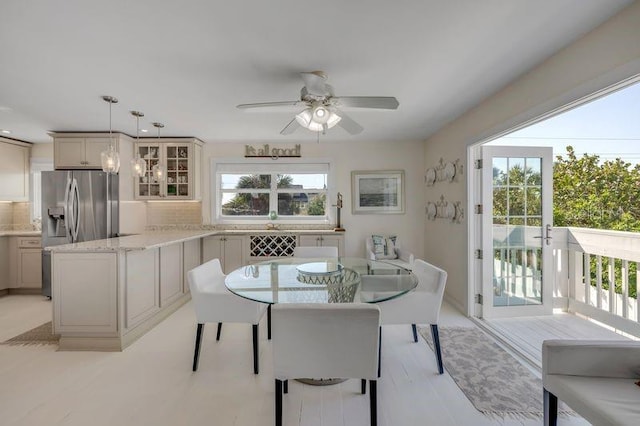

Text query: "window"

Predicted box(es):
[214, 162, 330, 223]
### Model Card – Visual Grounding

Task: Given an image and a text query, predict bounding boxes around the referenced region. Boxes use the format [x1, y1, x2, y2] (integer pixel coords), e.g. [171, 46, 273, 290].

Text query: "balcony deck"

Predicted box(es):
[478, 311, 632, 369]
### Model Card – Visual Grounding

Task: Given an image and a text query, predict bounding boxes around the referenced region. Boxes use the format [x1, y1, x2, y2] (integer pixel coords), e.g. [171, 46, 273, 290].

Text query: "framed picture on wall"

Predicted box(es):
[351, 170, 405, 214]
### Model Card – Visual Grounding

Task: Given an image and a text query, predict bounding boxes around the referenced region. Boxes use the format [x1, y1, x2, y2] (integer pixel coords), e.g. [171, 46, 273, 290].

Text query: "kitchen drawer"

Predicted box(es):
[18, 237, 42, 248]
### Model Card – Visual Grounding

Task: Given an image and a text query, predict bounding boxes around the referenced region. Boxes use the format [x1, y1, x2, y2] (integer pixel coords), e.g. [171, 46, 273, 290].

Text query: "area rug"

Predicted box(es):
[1, 322, 60, 346]
[419, 326, 573, 420]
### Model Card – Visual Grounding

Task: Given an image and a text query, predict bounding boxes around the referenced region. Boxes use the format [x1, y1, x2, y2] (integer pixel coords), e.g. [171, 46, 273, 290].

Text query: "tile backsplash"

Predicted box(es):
[0, 202, 33, 230]
[146, 202, 202, 225]
[12, 202, 30, 225]
[0, 203, 12, 226]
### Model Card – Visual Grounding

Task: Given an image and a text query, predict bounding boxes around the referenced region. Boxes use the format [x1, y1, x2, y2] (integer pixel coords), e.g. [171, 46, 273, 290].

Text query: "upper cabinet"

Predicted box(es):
[0, 138, 30, 201]
[134, 138, 202, 200]
[51, 133, 133, 172]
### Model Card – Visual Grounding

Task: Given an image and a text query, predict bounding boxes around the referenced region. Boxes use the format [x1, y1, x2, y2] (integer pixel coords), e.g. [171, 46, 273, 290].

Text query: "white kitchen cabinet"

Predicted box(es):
[183, 239, 201, 293]
[54, 136, 111, 169]
[0, 237, 8, 292]
[202, 235, 245, 274]
[160, 243, 182, 307]
[134, 138, 203, 200]
[51, 132, 135, 200]
[0, 138, 30, 202]
[53, 252, 119, 335]
[298, 233, 344, 256]
[125, 249, 160, 330]
[8, 236, 42, 290]
[18, 237, 42, 288]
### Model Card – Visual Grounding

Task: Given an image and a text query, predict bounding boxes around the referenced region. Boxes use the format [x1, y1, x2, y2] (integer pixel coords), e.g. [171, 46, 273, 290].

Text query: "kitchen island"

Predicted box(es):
[49, 228, 345, 351]
[49, 230, 214, 351]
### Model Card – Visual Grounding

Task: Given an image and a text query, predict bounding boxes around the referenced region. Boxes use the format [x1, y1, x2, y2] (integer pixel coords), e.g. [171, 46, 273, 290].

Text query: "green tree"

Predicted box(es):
[222, 174, 293, 216]
[553, 146, 640, 298]
[307, 193, 326, 216]
[553, 146, 640, 230]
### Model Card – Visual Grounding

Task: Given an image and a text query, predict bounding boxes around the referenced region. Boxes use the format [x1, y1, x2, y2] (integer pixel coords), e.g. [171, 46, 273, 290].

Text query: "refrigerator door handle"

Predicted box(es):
[70, 178, 80, 242]
[64, 175, 73, 242]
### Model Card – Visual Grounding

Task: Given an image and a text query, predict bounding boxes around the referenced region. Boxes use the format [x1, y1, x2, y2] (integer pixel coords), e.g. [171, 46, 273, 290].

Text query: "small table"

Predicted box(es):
[225, 257, 418, 305]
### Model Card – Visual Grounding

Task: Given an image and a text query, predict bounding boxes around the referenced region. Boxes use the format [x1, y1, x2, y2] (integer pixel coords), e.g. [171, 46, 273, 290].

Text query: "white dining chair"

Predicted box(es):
[272, 303, 381, 426]
[365, 258, 447, 374]
[293, 245, 339, 257]
[187, 258, 268, 374]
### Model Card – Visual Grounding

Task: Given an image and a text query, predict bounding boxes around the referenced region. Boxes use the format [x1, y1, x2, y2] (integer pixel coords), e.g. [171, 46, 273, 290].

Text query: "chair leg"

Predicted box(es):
[430, 324, 444, 374]
[216, 322, 222, 341]
[192, 323, 204, 372]
[412, 324, 418, 342]
[267, 304, 272, 340]
[283, 380, 288, 394]
[252, 324, 259, 374]
[369, 380, 377, 426]
[275, 379, 283, 426]
[544, 388, 558, 426]
[361, 379, 366, 394]
[377, 326, 382, 377]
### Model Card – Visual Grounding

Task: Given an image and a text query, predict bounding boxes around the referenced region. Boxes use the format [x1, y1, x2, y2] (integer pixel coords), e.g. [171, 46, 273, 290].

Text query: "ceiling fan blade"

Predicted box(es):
[333, 96, 399, 110]
[336, 110, 364, 135]
[237, 101, 303, 110]
[300, 71, 329, 96]
[280, 117, 301, 135]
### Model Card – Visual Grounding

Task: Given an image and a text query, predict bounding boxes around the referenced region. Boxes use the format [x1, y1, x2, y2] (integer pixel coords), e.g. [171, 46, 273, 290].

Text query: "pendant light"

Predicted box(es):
[100, 96, 121, 174]
[151, 122, 166, 182]
[130, 111, 146, 177]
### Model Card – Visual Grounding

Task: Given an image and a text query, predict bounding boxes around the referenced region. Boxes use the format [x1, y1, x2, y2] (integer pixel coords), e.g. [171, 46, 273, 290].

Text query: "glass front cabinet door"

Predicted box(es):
[134, 139, 202, 200]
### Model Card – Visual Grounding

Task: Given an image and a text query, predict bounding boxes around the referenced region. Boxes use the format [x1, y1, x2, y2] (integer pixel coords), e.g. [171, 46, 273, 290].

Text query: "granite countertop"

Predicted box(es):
[0, 230, 42, 237]
[46, 230, 217, 252]
[46, 228, 344, 253]
[219, 229, 344, 234]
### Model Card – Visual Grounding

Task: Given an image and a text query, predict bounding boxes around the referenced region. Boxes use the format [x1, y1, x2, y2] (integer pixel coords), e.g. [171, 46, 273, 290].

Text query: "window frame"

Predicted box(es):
[212, 158, 333, 224]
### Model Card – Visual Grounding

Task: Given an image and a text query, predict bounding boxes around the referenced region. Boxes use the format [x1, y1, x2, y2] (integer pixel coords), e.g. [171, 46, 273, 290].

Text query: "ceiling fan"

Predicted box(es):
[236, 71, 399, 135]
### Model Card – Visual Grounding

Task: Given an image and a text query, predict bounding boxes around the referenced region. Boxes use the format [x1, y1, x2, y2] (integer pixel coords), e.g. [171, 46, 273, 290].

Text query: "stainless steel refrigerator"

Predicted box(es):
[41, 171, 119, 297]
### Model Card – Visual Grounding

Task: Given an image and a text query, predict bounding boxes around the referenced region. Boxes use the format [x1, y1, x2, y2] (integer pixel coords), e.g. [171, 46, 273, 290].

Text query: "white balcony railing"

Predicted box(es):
[553, 227, 640, 337]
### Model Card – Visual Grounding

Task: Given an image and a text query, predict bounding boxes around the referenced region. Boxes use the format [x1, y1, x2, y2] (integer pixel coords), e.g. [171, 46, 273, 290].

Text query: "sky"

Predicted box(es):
[488, 80, 640, 164]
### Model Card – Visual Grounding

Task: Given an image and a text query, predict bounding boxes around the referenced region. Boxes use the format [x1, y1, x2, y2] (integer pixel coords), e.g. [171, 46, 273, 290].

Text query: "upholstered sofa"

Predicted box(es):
[542, 339, 640, 425]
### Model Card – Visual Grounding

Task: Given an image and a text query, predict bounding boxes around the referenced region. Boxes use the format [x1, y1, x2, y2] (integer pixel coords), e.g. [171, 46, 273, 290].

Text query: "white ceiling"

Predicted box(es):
[0, 0, 633, 144]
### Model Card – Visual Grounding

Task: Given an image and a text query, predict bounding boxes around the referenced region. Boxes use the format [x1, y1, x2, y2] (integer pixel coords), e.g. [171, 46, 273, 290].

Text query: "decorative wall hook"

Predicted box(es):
[426, 195, 464, 223]
[425, 158, 463, 186]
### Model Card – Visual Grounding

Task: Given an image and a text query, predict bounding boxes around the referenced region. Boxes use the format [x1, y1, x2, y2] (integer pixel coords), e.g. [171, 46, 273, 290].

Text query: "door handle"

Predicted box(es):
[533, 224, 552, 245]
[64, 175, 72, 242]
[544, 224, 552, 245]
[70, 178, 80, 242]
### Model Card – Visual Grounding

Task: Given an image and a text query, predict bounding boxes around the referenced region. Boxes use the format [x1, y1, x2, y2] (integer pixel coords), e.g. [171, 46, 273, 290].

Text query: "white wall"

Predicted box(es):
[30, 143, 53, 159]
[202, 140, 425, 258]
[423, 2, 640, 313]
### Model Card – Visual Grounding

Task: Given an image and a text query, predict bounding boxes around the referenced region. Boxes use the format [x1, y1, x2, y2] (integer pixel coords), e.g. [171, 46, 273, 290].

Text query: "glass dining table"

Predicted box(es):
[224, 257, 418, 305]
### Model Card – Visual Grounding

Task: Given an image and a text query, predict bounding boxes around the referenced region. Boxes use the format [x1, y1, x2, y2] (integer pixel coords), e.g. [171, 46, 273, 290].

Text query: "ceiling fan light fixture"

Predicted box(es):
[295, 107, 341, 132]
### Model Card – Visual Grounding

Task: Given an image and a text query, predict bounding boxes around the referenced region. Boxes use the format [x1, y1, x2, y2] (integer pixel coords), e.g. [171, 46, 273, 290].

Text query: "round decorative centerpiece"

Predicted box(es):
[296, 262, 344, 284]
[296, 262, 360, 303]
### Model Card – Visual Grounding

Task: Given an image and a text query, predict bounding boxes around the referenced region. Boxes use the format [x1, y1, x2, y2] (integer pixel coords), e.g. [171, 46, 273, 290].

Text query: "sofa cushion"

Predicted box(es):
[371, 235, 398, 260]
[545, 374, 640, 425]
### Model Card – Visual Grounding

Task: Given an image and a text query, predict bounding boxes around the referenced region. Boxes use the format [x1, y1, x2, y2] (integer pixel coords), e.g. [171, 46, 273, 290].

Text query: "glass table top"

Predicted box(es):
[225, 257, 418, 304]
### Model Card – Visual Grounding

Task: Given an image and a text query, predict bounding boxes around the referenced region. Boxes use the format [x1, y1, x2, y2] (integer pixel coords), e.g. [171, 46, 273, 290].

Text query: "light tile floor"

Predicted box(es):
[0, 295, 588, 426]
